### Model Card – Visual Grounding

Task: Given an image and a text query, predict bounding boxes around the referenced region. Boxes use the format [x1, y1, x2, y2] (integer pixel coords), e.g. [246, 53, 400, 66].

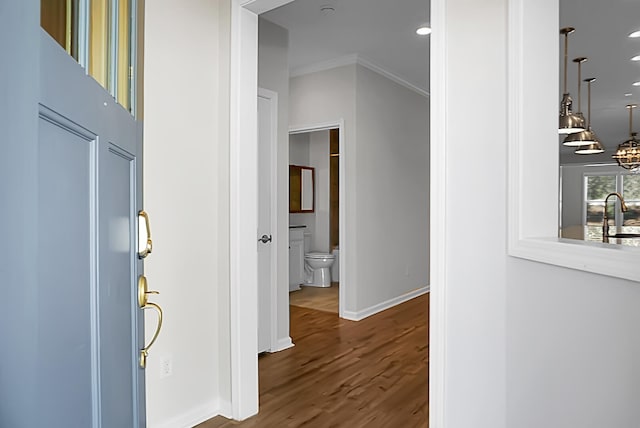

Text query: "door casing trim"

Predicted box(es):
[289, 120, 346, 319]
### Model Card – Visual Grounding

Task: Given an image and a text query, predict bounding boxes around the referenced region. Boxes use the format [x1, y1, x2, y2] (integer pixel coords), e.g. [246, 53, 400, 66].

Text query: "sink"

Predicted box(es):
[607, 233, 640, 239]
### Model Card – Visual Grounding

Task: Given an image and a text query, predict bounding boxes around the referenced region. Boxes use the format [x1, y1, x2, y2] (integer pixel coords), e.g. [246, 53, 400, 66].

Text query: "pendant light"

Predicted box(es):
[573, 77, 605, 154]
[558, 28, 585, 134]
[563, 57, 589, 146]
[613, 104, 640, 171]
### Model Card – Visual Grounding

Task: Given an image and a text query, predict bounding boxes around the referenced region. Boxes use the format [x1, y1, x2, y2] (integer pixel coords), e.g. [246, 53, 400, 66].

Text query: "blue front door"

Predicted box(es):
[0, 2, 145, 426]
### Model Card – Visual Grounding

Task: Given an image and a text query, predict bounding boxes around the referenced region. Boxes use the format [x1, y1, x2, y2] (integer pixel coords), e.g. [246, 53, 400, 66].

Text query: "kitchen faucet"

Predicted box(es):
[602, 192, 628, 243]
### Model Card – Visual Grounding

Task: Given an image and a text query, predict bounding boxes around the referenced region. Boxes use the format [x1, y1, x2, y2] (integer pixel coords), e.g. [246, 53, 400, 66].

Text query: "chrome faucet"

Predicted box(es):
[602, 192, 629, 243]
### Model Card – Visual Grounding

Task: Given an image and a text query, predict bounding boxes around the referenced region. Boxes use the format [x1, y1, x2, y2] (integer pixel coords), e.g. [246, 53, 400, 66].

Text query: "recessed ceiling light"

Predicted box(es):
[632, 55, 640, 61]
[633, 81, 640, 86]
[626, 93, 633, 97]
[629, 30, 640, 38]
[416, 27, 431, 36]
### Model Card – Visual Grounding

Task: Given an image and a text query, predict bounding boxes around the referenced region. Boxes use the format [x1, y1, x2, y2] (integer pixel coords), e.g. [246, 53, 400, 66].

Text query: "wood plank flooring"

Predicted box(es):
[197, 293, 429, 428]
[288, 283, 339, 313]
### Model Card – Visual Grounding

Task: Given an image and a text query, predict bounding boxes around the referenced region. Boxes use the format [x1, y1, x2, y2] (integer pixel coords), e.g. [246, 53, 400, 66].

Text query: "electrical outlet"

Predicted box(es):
[160, 356, 173, 378]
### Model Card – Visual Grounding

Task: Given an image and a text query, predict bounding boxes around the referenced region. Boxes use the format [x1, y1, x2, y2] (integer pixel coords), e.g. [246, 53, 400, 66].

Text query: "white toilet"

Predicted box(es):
[303, 232, 335, 287]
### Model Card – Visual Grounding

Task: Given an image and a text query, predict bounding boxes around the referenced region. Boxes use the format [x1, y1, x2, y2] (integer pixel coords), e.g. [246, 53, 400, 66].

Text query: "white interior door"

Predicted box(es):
[257, 89, 277, 353]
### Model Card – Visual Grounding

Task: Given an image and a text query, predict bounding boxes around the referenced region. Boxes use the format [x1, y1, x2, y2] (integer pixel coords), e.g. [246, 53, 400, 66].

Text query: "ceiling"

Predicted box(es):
[560, 0, 640, 164]
[261, 0, 640, 166]
[261, 0, 430, 94]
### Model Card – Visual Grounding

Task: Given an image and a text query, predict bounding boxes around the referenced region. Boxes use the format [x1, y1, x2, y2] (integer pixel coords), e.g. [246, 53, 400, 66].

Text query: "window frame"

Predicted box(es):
[507, 0, 640, 282]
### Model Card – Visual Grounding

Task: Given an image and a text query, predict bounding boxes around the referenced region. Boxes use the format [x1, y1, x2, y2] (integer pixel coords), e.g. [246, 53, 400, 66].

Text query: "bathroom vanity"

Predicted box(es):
[289, 226, 306, 291]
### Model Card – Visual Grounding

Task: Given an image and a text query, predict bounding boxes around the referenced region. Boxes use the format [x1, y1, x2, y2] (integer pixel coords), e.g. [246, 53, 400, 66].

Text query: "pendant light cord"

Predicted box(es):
[563, 32, 569, 93]
[587, 80, 591, 128]
[577, 60, 581, 112]
[573, 58, 587, 113]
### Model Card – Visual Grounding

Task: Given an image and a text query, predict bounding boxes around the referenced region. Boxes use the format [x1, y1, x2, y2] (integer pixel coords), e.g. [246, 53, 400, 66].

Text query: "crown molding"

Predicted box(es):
[290, 54, 359, 78]
[291, 54, 430, 98]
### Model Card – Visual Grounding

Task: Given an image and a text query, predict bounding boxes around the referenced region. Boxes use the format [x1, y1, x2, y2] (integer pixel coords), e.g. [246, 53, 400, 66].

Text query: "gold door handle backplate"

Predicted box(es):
[138, 275, 158, 307]
[138, 210, 153, 259]
[138, 275, 163, 369]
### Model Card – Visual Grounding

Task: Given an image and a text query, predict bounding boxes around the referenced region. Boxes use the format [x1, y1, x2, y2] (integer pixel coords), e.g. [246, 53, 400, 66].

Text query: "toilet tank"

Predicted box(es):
[303, 232, 312, 254]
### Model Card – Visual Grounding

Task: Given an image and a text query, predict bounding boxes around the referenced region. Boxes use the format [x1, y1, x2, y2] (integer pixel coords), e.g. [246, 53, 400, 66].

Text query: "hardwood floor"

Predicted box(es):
[288, 283, 339, 313]
[197, 293, 429, 428]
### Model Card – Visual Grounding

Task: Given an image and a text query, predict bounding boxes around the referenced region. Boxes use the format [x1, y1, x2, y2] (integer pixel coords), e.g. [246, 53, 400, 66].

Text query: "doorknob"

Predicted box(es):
[258, 234, 272, 244]
[138, 210, 153, 259]
[138, 275, 163, 369]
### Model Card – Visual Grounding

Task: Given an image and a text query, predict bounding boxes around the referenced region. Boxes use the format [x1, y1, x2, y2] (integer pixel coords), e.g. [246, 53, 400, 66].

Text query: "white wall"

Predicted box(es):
[144, 0, 229, 426]
[438, 0, 640, 427]
[289, 131, 331, 252]
[309, 130, 331, 252]
[289, 132, 309, 165]
[289, 133, 314, 239]
[290, 63, 429, 316]
[437, 3, 507, 424]
[257, 17, 291, 348]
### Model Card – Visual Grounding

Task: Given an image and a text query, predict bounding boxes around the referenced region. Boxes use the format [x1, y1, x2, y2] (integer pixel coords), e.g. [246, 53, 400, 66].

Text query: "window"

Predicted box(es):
[507, 0, 640, 282]
[584, 173, 640, 247]
[40, 0, 140, 115]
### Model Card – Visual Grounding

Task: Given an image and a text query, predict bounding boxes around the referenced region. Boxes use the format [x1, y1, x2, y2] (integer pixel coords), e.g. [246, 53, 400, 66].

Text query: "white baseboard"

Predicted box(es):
[289, 283, 301, 292]
[342, 286, 429, 321]
[217, 399, 233, 420]
[152, 400, 226, 428]
[270, 336, 294, 353]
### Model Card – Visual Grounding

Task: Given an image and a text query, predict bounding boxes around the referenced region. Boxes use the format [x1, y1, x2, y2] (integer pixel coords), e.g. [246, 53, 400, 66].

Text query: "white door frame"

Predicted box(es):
[289, 120, 346, 319]
[258, 87, 280, 352]
[230, 0, 444, 425]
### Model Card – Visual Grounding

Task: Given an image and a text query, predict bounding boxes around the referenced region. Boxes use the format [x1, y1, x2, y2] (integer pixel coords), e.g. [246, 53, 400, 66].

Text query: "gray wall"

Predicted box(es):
[560, 164, 585, 238]
[354, 65, 430, 310]
[506, 258, 640, 427]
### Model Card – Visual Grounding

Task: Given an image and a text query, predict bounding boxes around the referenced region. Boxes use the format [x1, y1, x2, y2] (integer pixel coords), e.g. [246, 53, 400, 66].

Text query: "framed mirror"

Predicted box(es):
[290, 165, 314, 213]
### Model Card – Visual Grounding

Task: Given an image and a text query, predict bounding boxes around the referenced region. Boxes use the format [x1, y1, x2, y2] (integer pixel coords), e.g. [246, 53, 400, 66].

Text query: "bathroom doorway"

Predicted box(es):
[288, 123, 346, 317]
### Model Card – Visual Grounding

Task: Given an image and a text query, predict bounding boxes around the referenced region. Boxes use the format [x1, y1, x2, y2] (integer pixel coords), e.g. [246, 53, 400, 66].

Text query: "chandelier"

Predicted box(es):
[612, 104, 640, 172]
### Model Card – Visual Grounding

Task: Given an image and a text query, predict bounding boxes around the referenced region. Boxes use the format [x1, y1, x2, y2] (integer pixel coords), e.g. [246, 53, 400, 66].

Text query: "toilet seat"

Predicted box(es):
[305, 252, 334, 259]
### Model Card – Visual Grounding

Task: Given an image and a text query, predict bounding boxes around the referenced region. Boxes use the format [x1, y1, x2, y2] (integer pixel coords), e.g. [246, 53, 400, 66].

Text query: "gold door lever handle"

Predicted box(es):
[140, 302, 163, 369]
[138, 275, 163, 369]
[138, 210, 153, 259]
